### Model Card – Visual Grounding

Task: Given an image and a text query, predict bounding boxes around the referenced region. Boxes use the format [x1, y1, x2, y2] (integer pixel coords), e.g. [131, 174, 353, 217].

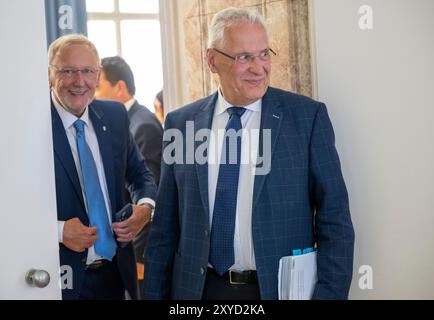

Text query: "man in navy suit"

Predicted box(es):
[144, 8, 354, 300]
[49, 34, 157, 299]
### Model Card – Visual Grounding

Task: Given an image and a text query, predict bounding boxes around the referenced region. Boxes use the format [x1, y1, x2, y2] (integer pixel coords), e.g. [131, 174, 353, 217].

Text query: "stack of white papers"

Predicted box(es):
[278, 251, 317, 300]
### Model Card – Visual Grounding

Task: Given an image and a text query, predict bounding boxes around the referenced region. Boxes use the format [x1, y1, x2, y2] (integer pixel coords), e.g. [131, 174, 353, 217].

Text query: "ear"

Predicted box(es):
[206, 48, 218, 74]
[48, 69, 52, 88]
[116, 80, 127, 94]
[115, 80, 131, 100]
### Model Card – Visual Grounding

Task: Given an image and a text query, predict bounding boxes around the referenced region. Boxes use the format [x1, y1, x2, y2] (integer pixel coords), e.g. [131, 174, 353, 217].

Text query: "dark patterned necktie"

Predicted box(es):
[209, 107, 246, 275]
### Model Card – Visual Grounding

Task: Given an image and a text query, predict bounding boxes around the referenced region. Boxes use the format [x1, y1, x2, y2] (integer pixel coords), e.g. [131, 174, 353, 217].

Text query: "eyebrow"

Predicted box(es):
[236, 48, 270, 55]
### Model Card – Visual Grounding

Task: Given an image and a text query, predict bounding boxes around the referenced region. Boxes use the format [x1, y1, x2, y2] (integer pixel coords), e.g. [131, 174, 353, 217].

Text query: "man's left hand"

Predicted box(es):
[112, 204, 152, 242]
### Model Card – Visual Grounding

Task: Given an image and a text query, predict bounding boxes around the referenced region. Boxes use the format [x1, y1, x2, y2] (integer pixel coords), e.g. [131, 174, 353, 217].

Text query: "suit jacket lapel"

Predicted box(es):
[88, 104, 117, 215]
[252, 89, 283, 208]
[195, 92, 218, 220]
[51, 104, 85, 210]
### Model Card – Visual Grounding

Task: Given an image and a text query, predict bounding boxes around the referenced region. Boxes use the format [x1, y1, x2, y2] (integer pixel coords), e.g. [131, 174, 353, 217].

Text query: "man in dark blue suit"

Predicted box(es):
[144, 8, 354, 300]
[49, 34, 157, 299]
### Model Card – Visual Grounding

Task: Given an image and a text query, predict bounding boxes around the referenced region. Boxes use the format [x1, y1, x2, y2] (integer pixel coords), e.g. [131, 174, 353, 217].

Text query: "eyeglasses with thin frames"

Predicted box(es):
[212, 47, 277, 64]
[50, 65, 100, 79]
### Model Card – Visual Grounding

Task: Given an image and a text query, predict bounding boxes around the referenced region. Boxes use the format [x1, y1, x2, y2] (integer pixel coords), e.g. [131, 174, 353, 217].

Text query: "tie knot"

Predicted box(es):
[73, 119, 85, 134]
[227, 106, 246, 118]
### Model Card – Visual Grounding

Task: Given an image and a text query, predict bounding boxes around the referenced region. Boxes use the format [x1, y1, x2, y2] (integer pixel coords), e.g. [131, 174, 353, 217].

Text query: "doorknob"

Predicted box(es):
[25, 269, 50, 288]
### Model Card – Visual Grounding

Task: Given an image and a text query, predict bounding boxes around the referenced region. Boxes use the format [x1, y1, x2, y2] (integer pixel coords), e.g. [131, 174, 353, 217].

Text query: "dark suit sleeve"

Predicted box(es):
[310, 103, 355, 299]
[133, 120, 163, 186]
[125, 125, 157, 203]
[143, 114, 180, 299]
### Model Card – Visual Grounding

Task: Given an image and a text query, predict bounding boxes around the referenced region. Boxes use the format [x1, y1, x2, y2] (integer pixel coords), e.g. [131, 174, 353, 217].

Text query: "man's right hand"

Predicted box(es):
[63, 217, 98, 253]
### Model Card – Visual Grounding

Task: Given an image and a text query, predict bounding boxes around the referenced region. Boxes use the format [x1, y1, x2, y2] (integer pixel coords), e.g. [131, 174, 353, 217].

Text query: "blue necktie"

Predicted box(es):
[209, 107, 246, 275]
[74, 120, 117, 260]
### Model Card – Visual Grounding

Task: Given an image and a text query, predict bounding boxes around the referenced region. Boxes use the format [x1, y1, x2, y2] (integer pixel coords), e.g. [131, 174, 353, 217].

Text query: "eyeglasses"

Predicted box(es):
[212, 47, 277, 64]
[50, 65, 100, 78]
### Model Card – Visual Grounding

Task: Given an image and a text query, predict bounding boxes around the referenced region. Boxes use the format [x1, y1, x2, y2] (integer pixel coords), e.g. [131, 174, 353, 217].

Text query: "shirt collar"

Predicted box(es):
[215, 87, 262, 116]
[124, 98, 136, 112]
[52, 92, 90, 130]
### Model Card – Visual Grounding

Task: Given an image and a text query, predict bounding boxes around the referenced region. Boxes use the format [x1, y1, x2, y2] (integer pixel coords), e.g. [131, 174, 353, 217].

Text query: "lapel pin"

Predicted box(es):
[273, 114, 280, 119]
[102, 126, 107, 131]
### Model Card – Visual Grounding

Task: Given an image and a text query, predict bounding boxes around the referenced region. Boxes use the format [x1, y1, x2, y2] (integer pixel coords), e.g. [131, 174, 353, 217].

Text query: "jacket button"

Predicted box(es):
[204, 229, 209, 237]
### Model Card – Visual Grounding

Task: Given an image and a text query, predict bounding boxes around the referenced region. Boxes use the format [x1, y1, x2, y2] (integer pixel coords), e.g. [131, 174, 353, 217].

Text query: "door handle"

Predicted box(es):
[25, 269, 50, 288]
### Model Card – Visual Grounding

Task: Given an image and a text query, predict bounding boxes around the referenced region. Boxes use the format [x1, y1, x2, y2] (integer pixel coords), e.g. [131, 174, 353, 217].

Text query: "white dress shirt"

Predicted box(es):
[208, 90, 262, 271]
[54, 97, 154, 264]
[124, 98, 135, 111]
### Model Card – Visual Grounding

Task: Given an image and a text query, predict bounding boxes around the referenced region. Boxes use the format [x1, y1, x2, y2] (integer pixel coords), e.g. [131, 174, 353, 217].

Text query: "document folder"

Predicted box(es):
[278, 251, 317, 300]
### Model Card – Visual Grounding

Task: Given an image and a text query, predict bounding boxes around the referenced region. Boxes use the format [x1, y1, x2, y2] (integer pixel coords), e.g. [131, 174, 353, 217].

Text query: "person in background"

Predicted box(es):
[95, 56, 163, 298]
[96, 56, 163, 185]
[49, 34, 156, 299]
[143, 7, 354, 300]
[153, 89, 165, 126]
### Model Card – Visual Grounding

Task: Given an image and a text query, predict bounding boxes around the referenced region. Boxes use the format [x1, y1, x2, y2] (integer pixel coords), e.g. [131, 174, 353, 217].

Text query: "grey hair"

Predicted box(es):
[207, 7, 268, 49]
[48, 33, 100, 66]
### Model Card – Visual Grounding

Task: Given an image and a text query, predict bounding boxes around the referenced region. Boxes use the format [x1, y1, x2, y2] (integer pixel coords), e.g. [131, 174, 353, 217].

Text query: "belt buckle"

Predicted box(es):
[87, 259, 106, 270]
[229, 270, 246, 285]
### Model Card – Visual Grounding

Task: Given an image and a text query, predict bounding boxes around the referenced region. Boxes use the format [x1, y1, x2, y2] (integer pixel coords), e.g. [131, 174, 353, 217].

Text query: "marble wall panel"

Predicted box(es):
[181, 0, 313, 103]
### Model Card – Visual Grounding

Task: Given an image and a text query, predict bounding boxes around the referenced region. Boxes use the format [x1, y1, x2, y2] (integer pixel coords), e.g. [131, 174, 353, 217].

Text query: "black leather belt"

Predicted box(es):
[208, 268, 258, 285]
[86, 259, 111, 270]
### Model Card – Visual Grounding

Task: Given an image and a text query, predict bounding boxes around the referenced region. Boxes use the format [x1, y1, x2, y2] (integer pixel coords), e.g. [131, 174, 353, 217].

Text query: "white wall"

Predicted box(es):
[0, 0, 60, 298]
[313, 0, 434, 299]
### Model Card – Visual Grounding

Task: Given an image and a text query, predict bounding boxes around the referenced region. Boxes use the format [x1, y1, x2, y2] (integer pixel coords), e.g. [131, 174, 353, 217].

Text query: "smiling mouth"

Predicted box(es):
[69, 89, 87, 96]
[245, 79, 265, 86]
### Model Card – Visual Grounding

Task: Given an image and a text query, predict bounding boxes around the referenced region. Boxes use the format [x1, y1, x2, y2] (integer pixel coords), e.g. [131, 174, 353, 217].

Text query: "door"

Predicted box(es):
[0, 0, 61, 299]
[313, 0, 434, 298]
